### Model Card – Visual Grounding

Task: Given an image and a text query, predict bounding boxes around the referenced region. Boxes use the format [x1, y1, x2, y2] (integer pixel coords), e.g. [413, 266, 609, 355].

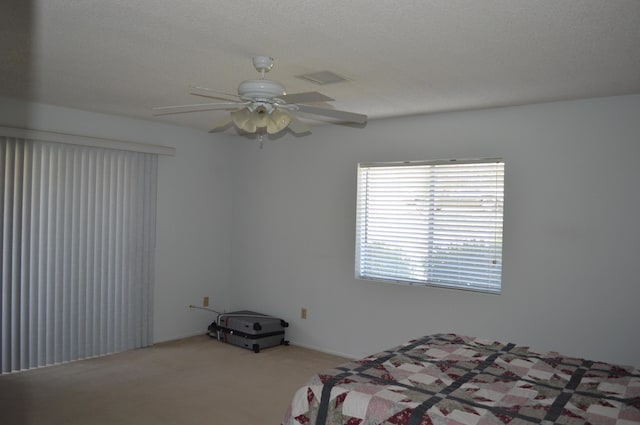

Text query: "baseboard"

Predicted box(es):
[288, 341, 358, 360]
[152, 330, 206, 345]
[152, 334, 358, 360]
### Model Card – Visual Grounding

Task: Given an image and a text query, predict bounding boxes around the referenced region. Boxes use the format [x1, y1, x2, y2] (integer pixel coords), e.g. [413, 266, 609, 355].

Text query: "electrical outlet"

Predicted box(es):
[203, 296, 209, 307]
[301, 307, 307, 319]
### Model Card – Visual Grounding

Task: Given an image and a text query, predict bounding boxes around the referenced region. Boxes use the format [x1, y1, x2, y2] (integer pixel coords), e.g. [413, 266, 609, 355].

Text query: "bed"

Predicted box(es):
[282, 333, 640, 425]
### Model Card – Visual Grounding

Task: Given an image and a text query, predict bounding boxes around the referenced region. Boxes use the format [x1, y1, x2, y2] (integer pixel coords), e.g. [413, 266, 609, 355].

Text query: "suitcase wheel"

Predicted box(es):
[252, 344, 260, 353]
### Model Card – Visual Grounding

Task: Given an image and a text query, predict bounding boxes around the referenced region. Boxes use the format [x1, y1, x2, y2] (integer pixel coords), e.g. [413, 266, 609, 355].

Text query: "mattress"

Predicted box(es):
[282, 333, 640, 425]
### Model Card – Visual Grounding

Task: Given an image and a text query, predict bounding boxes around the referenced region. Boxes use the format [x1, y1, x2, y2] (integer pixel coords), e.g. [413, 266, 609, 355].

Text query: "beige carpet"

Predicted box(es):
[0, 335, 349, 425]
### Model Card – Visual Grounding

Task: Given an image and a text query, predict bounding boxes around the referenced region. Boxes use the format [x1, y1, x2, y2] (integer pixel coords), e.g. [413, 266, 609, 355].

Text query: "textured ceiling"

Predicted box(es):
[1, 0, 640, 134]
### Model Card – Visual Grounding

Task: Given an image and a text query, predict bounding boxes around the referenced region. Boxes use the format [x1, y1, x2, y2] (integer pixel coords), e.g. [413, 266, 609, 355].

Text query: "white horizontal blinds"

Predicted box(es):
[356, 159, 504, 293]
[1, 137, 157, 373]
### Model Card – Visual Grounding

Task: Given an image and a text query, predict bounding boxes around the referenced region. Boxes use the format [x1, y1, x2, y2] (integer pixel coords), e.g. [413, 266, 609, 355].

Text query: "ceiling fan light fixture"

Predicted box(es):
[231, 106, 289, 135]
[231, 108, 256, 133]
[254, 108, 269, 129]
[267, 109, 292, 134]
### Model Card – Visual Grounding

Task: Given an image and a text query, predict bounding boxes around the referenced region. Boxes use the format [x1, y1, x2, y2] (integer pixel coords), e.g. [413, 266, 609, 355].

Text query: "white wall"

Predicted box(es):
[3, 95, 639, 367]
[229, 95, 640, 366]
[0, 97, 235, 343]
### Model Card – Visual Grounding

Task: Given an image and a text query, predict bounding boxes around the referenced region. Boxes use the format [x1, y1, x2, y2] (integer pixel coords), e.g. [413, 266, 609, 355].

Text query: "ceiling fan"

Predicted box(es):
[152, 56, 367, 141]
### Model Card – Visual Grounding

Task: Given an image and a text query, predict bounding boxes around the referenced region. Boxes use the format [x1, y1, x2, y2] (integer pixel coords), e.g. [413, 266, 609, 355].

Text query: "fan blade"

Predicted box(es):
[287, 116, 311, 134]
[152, 102, 247, 116]
[208, 115, 234, 133]
[280, 91, 334, 104]
[296, 105, 367, 124]
[189, 86, 242, 101]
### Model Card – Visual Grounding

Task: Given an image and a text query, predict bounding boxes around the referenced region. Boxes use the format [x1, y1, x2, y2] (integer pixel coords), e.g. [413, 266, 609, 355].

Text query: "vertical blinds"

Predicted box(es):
[355, 159, 504, 293]
[1, 137, 157, 373]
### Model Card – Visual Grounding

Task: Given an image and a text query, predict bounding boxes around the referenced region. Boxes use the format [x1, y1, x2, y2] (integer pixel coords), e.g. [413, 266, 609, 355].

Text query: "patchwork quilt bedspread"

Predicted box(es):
[282, 333, 640, 425]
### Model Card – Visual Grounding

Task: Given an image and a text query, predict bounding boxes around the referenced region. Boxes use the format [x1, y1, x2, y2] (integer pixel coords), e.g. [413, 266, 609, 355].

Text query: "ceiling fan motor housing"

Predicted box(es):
[238, 79, 286, 101]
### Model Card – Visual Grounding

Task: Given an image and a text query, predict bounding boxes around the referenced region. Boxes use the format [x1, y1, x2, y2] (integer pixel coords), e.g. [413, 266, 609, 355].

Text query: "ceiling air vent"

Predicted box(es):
[296, 70, 348, 85]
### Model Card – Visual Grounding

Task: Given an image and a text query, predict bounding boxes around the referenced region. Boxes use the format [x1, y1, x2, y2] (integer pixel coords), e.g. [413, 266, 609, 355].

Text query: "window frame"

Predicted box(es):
[354, 157, 505, 294]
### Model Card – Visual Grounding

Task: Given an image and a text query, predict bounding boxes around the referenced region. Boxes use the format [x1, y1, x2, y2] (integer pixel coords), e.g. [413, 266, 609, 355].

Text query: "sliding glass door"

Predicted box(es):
[1, 137, 157, 373]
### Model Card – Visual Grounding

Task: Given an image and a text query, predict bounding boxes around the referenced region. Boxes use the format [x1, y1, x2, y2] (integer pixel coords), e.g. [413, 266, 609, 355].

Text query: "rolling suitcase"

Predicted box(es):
[207, 310, 289, 353]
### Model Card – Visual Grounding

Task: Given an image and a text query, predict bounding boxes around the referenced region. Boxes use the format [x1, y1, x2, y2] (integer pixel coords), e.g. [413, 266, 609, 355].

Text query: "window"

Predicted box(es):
[355, 158, 504, 294]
